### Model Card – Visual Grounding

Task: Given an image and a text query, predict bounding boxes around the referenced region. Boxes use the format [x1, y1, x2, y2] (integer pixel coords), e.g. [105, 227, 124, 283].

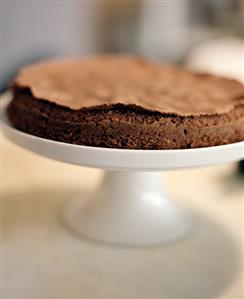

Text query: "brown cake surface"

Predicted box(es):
[7, 55, 244, 149]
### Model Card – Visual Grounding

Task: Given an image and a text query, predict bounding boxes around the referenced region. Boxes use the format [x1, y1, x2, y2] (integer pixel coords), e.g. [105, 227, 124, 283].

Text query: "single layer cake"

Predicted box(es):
[7, 55, 244, 149]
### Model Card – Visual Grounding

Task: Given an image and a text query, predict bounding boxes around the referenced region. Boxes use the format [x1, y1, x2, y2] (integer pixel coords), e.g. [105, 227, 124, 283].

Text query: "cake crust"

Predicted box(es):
[14, 55, 244, 115]
[7, 55, 244, 149]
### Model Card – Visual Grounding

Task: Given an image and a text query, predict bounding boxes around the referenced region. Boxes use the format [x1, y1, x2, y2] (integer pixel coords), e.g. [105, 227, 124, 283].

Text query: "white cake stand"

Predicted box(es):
[1, 95, 243, 246]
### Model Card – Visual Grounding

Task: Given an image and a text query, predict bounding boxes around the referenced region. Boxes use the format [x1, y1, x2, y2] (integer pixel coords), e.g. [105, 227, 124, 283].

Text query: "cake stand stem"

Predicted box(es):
[65, 171, 193, 246]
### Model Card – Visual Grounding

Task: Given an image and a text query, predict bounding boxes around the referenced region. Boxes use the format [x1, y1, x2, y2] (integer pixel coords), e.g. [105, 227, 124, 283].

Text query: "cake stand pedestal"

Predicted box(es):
[65, 171, 192, 245]
[1, 95, 243, 246]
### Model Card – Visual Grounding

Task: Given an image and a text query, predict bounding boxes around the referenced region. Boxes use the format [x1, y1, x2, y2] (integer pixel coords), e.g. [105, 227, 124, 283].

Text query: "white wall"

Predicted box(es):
[1, 1, 99, 88]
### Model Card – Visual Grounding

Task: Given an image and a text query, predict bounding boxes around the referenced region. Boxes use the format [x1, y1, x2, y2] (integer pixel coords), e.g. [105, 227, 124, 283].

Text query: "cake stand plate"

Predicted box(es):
[1, 94, 244, 245]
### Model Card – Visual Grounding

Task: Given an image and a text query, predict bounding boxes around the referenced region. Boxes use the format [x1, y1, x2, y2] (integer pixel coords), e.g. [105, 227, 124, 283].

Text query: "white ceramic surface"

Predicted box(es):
[1, 94, 243, 245]
[65, 171, 193, 245]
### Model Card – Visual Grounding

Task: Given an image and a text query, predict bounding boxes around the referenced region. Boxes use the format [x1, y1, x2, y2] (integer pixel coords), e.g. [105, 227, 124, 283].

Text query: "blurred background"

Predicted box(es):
[1, 0, 244, 92]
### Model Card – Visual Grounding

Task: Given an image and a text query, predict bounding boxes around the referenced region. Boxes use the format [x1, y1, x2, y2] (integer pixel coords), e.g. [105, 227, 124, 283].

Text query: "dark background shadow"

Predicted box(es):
[216, 170, 244, 198]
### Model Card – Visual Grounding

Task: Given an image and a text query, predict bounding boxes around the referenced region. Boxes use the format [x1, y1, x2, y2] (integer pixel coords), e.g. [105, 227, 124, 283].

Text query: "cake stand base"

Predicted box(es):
[64, 171, 194, 246]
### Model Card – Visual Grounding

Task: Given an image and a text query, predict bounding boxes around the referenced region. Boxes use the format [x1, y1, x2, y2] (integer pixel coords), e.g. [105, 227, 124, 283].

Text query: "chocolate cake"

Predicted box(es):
[7, 55, 244, 149]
